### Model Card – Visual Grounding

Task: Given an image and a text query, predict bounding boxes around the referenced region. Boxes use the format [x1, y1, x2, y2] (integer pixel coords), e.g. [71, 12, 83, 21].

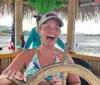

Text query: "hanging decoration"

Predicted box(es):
[8, 18, 15, 50]
[27, 0, 66, 14]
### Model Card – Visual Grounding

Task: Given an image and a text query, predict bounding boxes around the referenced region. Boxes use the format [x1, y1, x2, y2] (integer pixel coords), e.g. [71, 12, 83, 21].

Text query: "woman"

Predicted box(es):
[0, 12, 81, 85]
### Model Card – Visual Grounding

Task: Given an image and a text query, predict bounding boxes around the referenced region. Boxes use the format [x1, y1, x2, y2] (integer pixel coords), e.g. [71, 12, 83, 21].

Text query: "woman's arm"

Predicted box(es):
[0, 50, 28, 85]
[5, 51, 27, 71]
[67, 73, 81, 85]
[0, 70, 24, 85]
[67, 55, 81, 85]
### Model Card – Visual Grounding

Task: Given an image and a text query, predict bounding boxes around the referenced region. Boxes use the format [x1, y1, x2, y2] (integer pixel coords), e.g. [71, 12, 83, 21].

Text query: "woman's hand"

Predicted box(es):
[0, 70, 25, 84]
[1, 70, 25, 80]
[50, 75, 62, 85]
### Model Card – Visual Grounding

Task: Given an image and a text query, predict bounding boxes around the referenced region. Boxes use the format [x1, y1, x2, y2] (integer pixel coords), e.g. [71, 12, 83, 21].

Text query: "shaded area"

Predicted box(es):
[0, 0, 100, 21]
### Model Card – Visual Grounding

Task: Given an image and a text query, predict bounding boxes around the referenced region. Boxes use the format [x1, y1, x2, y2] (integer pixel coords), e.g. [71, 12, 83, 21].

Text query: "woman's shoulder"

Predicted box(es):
[17, 48, 39, 65]
[16, 48, 38, 60]
[20, 48, 38, 56]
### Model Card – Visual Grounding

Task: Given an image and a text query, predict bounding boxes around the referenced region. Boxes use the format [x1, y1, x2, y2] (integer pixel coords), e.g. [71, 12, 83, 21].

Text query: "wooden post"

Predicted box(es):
[15, 0, 23, 52]
[67, 0, 76, 51]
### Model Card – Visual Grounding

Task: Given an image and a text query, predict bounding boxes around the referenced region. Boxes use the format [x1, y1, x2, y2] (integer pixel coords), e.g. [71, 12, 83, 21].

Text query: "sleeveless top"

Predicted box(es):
[24, 49, 62, 81]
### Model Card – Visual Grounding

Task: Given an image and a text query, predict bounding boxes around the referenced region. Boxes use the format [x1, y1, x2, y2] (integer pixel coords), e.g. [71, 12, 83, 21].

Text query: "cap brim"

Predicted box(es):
[49, 17, 63, 27]
[42, 16, 63, 27]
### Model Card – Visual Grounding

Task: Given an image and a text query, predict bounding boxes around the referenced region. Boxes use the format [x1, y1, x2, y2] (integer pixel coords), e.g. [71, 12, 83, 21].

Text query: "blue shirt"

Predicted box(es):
[24, 27, 64, 50]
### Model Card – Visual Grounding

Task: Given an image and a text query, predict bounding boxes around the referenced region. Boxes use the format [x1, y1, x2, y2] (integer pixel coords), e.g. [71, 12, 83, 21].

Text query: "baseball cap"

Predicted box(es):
[38, 12, 63, 27]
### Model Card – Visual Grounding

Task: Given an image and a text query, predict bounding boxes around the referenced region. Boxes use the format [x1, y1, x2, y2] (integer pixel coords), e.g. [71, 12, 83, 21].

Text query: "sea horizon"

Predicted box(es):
[0, 34, 100, 57]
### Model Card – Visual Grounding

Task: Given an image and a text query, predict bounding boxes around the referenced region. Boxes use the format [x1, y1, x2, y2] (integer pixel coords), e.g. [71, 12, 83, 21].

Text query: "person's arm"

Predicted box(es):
[0, 50, 28, 85]
[57, 37, 64, 50]
[24, 28, 36, 49]
[67, 74, 81, 85]
[67, 55, 81, 85]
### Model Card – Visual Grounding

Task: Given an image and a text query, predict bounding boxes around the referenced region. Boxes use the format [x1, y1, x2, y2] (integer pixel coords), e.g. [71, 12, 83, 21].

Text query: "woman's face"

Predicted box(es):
[39, 19, 61, 46]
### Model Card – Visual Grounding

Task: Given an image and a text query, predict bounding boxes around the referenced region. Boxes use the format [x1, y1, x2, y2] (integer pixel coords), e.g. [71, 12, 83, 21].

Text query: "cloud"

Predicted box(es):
[75, 20, 100, 34]
[0, 16, 13, 26]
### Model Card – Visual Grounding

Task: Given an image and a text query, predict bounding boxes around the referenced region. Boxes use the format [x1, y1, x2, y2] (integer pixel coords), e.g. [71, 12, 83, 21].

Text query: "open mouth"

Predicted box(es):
[47, 35, 55, 40]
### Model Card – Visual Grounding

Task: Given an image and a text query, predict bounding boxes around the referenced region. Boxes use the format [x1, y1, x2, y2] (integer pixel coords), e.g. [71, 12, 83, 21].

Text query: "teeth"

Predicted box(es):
[47, 35, 55, 40]
[48, 35, 54, 37]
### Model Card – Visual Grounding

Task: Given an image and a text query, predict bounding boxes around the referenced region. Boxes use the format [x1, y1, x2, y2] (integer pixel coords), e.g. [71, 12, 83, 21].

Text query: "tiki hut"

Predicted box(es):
[0, 0, 100, 21]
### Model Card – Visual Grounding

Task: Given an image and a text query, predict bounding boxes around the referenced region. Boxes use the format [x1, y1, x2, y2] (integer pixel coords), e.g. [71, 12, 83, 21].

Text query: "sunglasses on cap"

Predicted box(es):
[46, 13, 57, 17]
[34, 15, 42, 22]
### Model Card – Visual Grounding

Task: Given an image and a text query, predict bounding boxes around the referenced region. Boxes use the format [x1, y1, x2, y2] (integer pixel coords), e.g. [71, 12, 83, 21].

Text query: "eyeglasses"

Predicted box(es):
[42, 24, 60, 32]
[46, 13, 57, 17]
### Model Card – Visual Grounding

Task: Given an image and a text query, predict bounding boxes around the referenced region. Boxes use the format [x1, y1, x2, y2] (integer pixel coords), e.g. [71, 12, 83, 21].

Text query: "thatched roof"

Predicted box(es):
[0, 0, 100, 21]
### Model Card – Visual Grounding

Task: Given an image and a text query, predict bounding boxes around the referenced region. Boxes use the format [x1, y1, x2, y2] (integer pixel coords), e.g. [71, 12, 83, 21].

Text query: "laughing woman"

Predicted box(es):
[0, 12, 81, 85]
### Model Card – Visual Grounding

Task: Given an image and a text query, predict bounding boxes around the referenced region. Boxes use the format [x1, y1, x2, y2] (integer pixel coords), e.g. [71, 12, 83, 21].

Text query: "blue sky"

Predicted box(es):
[0, 16, 100, 34]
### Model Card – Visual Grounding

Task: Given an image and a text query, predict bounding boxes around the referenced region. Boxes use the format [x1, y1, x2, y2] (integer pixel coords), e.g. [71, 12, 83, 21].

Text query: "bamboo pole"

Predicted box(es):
[15, 0, 23, 52]
[67, 0, 76, 51]
[62, 0, 76, 84]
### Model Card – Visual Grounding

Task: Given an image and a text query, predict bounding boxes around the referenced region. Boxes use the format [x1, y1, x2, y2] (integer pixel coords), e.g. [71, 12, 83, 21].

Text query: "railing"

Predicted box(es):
[0, 52, 100, 77]
[70, 53, 100, 77]
[0, 52, 19, 74]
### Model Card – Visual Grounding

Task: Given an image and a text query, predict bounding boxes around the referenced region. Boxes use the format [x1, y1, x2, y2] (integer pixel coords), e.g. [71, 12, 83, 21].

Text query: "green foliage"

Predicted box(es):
[27, 0, 66, 14]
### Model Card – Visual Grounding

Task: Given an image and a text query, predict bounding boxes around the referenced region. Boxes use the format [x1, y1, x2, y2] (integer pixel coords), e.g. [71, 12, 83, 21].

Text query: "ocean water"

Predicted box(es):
[0, 34, 100, 56]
